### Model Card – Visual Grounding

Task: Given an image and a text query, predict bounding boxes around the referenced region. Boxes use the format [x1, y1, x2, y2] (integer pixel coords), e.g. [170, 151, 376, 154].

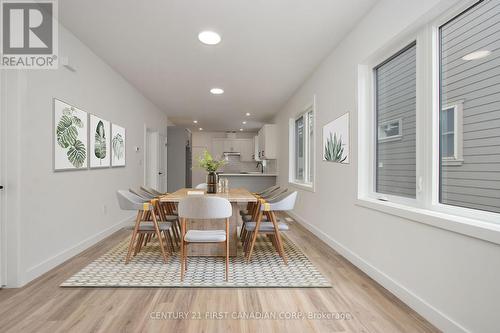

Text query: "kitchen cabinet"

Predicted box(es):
[257, 124, 277, 159]
[211, 138, 253, 161]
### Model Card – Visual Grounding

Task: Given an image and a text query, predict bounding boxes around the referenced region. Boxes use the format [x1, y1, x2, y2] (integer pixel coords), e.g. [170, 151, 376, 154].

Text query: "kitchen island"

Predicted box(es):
[218, 173, 277, 192]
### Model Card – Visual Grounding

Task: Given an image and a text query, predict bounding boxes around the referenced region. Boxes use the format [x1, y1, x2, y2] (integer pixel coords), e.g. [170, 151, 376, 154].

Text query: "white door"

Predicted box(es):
[158, 134, 168, 192]
[0, 70, 3, 287]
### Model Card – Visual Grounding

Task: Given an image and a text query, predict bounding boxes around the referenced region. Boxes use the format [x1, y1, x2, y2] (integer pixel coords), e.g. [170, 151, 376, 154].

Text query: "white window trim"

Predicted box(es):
[289, 97, 316, 192]
[378, 118, 403, 142]
[441, 102, 464, 166]
[358, 0, 500, 245]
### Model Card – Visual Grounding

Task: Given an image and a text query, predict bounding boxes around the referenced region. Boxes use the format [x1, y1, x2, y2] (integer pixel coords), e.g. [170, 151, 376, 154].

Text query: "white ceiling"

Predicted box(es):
[59, 0, 377, 131]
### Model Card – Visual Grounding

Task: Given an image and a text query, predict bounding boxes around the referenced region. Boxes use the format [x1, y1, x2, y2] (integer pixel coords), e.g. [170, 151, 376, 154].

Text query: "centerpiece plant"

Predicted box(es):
[197, 150, 226, 193]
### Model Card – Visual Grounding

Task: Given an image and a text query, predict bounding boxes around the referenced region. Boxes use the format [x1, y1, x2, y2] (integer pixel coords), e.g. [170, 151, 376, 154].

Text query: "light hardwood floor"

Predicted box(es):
[0, 221, 439, 333]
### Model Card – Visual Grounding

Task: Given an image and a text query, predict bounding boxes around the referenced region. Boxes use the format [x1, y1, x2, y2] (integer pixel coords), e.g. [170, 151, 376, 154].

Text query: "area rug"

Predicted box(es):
[61, 234, 331, 288]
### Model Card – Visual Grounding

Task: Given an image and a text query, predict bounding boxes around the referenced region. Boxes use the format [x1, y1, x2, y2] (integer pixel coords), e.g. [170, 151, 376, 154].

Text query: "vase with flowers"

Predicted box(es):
[197, 150, 227, 193]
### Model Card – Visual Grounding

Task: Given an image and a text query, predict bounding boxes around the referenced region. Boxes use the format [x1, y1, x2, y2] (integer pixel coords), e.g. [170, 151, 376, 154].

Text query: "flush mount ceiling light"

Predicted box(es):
[239, 128, 243, 131]
[193, 120, 198, 124]
[245, 112, 251, 116]
[242, 121, 247, 124]
[462, 50, 491, 61]
[199, 127, 203, 131]
[210, 88, 224, 95]
[198, 31, 221, 45]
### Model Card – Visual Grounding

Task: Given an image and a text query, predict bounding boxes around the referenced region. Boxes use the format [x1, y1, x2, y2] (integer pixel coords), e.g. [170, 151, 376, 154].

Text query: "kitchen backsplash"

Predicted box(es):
[220, 155, 277, 173]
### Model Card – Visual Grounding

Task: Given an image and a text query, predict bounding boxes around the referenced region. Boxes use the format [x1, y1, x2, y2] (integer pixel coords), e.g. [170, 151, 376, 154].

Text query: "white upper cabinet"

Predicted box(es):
[211, 138, 254, 161]
[257, 124, 277, 159]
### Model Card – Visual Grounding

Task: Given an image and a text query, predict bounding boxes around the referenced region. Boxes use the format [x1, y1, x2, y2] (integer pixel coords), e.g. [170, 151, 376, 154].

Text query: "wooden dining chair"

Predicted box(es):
[240, 185, 281, 217]
[242, 191, 298, 264]
[116, 190, 174, 263]
[178, 196, 232, 281]
[141, 186, 164, 196]
[130, 188, 181, 249]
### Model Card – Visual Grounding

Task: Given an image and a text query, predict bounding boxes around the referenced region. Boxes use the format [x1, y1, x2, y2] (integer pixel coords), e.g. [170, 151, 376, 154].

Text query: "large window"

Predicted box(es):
[439, 0, 500, 214]
[291, 105, 314, 187]
[375, 43, 417, 199]
[358, 0, 500, 231]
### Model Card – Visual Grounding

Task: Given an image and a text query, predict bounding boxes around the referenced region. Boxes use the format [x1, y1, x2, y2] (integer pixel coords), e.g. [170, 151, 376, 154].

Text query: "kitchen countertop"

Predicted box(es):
[219, 173, 278, 177]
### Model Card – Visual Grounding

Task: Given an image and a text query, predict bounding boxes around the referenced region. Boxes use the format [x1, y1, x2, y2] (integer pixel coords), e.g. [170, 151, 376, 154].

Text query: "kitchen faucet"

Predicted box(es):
[256, 161, 264, 173]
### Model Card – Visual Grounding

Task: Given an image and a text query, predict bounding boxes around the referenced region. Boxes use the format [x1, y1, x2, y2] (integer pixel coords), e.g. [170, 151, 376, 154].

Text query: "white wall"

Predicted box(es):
[1, 24, 168, 286]
[273, 0, 500, 332]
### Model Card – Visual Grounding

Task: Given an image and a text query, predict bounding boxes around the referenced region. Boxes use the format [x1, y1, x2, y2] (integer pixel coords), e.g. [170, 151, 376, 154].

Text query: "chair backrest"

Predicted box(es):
[130, 188, 155, 200]
[258, 185, 280, 196]
[178, 196, 232, 219]
[141, 186, 163, 196]
[117, 190, 152, 211]
[262, 191, 298, 212]
[195, 183, 208, 190]
[262, 188, 288, 201]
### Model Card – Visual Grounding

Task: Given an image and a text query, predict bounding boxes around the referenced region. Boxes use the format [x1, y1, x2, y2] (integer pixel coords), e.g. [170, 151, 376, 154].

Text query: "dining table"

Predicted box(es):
[159, 188, 257, 257]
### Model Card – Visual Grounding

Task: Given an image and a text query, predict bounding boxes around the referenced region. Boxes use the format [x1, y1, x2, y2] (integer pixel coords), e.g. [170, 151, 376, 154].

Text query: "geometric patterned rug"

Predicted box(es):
[61, 234, 331, 288]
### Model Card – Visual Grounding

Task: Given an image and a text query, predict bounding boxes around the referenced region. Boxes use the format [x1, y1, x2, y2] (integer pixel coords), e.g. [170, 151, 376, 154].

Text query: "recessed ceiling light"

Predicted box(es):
[210, 88, 224, 95]
[245, 112, 251, 116]
[193, 120, 198, 124]
[199, 127, 203, 131]
[462, 50, 491, 61]
[239, 128, 243, 131]
[198, 31, 221, 45]
[242, 121, 247, 124]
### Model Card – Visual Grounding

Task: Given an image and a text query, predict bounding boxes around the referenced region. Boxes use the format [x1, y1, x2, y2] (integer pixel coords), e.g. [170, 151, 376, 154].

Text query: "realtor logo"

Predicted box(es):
[1, 0, 58, 69]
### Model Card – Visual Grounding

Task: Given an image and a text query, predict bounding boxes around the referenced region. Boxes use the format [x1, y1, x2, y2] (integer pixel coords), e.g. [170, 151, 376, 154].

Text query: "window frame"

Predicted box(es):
[440, 102, 464, 166]
[377, 118, 403, 142]
[289, 98, 316, 191]
[357, 0, 500, 243]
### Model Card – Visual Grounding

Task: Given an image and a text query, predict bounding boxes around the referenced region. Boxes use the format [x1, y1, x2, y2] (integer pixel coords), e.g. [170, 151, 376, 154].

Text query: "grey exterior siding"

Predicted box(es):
[440, 0, 500, 214]
[376, 43, 417, 198]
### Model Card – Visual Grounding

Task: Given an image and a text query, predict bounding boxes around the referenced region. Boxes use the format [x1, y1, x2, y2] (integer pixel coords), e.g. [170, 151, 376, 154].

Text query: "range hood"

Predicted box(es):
[223, 152, 241, 156]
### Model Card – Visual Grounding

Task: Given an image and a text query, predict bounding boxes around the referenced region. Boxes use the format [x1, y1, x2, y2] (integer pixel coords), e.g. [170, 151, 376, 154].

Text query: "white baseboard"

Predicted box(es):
[287, 210, 469, 333]
[21, 215, 134, 287]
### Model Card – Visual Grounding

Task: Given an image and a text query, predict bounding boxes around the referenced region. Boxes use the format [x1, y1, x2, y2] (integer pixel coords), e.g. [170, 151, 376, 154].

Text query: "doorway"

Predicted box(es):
[144, 127, 168, 192]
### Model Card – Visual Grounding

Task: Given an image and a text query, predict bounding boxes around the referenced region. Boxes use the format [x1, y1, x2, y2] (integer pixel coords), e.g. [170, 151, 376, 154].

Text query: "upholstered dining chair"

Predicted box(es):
[130, 188, 181, 249]
[242, 191, 298, 264]
[195, 183, 208, 190]
[178, 196, 232, 281]
[116, 190, 173, 263]
[141, 186, 164, 196]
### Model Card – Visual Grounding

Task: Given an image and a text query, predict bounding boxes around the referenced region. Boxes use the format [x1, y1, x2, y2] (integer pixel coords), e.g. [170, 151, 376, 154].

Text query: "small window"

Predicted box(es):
[378, 119, 402, 142]
[440, 104, 463, 165]
[290, 105, 315, 187]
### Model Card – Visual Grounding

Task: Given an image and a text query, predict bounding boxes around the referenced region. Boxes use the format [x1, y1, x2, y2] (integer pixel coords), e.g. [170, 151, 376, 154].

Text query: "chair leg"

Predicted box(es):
[152, 213, 168, 263]
[269, 212, 287, 265]
[134, 233, 144, 256]
[126, 211, 142, 264]
[246, 212, 263, 262]
[166, 230, 175, 253]
[226, 218, 229, 281]
[180, 218, 185, 281]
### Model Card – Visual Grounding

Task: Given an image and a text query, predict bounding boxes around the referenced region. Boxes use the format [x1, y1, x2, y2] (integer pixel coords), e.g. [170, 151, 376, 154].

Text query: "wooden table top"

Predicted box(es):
[159, 188, 257, 203]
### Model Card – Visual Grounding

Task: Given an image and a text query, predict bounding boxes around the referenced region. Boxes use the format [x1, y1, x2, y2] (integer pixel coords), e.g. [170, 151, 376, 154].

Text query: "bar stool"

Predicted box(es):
[178, 196, 232, 281]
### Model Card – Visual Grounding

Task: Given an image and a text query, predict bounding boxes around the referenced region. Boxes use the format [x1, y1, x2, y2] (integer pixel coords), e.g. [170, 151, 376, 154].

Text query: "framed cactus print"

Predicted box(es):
[111, 124, 126, 167]
[89, 114, 111, 168]
[323, 112, 350, 164]
[53, 99, 89, 171]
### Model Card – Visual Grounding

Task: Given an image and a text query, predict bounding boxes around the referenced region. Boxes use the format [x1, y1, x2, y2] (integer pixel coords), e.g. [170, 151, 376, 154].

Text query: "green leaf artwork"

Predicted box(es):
[67, 140, 87, 168]
[56, 106, 86, 168]
[112, 133, 124, 160]
[324, 132, 347, 163]
[94, 120, 107, 163]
